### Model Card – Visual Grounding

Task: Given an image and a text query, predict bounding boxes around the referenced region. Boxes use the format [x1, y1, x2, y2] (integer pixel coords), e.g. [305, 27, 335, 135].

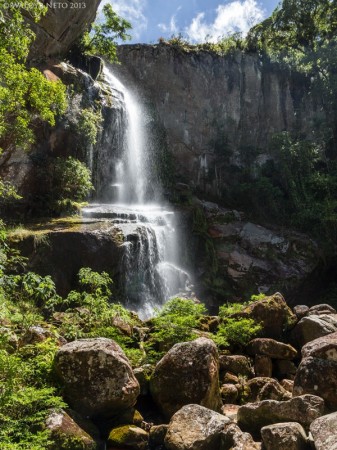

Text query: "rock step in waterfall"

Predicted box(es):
[82, 66, 193, 318]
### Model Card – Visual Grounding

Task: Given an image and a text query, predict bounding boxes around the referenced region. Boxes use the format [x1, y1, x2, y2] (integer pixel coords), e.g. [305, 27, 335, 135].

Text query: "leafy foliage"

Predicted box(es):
[0, 1, 67, 153]
[146, 298, 206, 356]
[50, 156, 94, 214]
[77, 107, 103, 146]
[81, 3, 132, 62]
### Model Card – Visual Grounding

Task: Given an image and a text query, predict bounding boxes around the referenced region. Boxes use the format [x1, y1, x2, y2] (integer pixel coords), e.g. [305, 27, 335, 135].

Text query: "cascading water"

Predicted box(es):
[82, 65, 193, 318]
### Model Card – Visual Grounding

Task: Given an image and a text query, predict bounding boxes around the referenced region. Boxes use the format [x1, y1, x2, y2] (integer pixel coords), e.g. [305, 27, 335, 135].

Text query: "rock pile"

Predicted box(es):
[50, 296, 337, 449]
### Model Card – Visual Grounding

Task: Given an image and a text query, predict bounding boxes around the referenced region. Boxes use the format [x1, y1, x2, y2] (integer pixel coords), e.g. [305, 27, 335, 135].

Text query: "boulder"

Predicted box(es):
[221, 423, 261, 450]
[222, 404, 240, 422]
[310, 412, 337, 450]
[245, 377, 290, 402]
[107, 425, 148, 450]
[293, 332, 337, 410]
[54, 338, 140, 418]
[46, 409, 99, 450]
[280, 379, 294, 393]
[219, 355, 253, 377]
[261, 422, 308, 450]
[308, 304, 336, 316]
[164, 404, 230, 450]
[237, 394, 324, 437]
[290, 314, 337, 347]
[220, 384, 239, 404]
[234, 293, 297, 339]
[27, 0, 101, 59]
[293, 305, 309, 320]
[150, 338, 222, 419]
[254, 355, 273, 378]
[247, 338, 297, 360]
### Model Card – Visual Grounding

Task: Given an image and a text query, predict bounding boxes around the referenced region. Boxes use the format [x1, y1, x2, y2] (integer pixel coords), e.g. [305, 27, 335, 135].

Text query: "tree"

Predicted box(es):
[247, 0, 337, 154]
[81, 3, 132, 62]
[0, 1, 67, 154]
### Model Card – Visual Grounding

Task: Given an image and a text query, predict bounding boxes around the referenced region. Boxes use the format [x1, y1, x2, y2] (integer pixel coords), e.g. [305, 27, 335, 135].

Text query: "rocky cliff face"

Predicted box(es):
[113, 44, 318, 197]
[27, 0, 101, 60]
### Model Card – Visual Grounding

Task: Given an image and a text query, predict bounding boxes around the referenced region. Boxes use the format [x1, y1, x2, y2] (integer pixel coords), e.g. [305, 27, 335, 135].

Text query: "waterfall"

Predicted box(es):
[83, 65, 193, 318]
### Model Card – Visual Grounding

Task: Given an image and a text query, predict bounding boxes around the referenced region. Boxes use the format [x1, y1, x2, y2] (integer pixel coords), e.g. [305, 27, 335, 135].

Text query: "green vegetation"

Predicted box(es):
[0, 1, 67, 154]
[145, 298, 207, 357]
[78, 108, 103, 146]
[80, 3, 132, 62]
[50, 157, 94, 214]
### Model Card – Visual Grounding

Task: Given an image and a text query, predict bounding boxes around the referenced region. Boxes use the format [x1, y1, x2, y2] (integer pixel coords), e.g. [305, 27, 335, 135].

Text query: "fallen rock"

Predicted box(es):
[219, 355, 253, 377]
[221, 423, 261, 449]
[220, 384, 239, 404]
[290, 314, 337, 347]
[54, 338, 140, 418]
[280, 379, 294, 393]
[107, 425, 148, 450]
[164, 404, 230, 450]
[254, 355, 273, 377]
[46, 409, 98, 450]
[245, 377, 290, 402]
[247, 338, 297, 360]
[237, 394, 324, 437]
[293, 305, 309, 320]
[150, 338, 222, 419]
[310, 411, 337, 450]
[293, 332, 337, 410]
[308, 304, 336, 316]
[261, 422, 308, 450]
[234, 293, 297, 339]
[222, 404, 240, 422]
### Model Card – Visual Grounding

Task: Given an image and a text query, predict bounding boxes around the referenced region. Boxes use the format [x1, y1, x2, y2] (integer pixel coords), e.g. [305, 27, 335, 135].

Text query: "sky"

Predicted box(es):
[99, 0, 281, 44]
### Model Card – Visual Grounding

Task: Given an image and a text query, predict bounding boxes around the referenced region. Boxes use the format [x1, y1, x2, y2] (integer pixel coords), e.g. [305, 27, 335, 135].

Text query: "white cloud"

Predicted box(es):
[158, 15, 179, 35]
[185, 0, 265, 43]
[99, 0, 148, 41]
[158, 7, 182, 36]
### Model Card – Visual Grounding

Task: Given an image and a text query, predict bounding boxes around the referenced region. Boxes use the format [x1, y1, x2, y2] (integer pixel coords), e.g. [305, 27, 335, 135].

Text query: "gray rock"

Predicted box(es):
[290, 314, 337, 347]
[221, 423, 261, 449]
[237, 394, 324, 437]
[219, 354, 253, 377]
[54, 338, 140, 418]
[46, 409, 99, 450]
[245, 377, 290, 402]
[150, 338, 222, 419]
[293, 332, 337, 410]
[308, 304, 336, 316]
[310, 412, 337, 450]
[164, 404, 230, 450]
[247, 338, 297, 360]
[28, 0, 101, 59]
[293, 305, 309, 320]
[261, 422, 308, 450]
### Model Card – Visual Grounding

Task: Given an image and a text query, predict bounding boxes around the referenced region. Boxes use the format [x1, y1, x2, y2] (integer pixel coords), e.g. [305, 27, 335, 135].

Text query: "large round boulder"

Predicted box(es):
[164, 404, 230, 450]
[293, 332, 337, 410]
[54, 338, 140, 418]
[150, 338, 222, 419]
[290, 314, 337, 347]
[233, 293, 297, 339]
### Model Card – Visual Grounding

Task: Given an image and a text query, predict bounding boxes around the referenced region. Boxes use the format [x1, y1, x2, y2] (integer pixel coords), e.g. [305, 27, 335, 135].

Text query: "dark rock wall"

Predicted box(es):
[112, 44, 318, 197]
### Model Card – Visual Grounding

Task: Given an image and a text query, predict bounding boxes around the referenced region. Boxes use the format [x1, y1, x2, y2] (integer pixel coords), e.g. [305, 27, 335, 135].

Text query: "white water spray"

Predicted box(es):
[82, 65, 193, 318]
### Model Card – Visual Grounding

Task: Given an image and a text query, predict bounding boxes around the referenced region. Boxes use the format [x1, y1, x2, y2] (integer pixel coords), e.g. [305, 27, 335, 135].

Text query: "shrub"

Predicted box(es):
[146, 298, 206, 355]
